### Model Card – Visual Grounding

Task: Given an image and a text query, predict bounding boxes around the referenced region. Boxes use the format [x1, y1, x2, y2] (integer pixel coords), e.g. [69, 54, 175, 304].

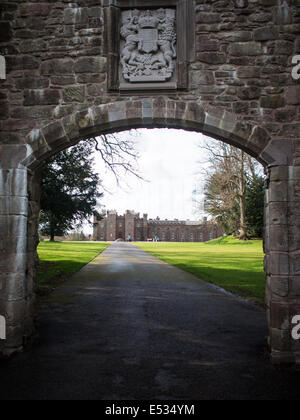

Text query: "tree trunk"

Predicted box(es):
[239, 151, 247, 241]
[50, 215, 55, 242]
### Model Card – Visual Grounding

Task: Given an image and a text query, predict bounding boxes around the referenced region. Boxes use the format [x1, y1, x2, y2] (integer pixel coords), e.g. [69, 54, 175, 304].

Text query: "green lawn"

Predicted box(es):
[37, 241, 109, 294]
[134, 236, 265, 305]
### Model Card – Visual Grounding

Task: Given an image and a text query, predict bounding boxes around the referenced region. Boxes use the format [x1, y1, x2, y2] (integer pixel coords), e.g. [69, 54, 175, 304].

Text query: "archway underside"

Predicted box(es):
[22, 100, 277, 171]
[0, 99, 299, 367]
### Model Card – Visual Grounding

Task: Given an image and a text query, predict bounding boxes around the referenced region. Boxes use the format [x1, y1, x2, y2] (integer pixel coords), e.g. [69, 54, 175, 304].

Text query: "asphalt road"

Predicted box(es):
[0, 242, 300, 400]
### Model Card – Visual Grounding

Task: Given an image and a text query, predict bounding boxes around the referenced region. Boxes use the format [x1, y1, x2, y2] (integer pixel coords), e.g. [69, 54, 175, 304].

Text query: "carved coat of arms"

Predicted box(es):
[120, 8, 177, 84]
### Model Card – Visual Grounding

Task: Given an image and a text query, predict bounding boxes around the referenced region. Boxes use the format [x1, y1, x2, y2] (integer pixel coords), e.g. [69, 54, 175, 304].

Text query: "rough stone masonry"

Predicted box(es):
[0, 0, 300, 365]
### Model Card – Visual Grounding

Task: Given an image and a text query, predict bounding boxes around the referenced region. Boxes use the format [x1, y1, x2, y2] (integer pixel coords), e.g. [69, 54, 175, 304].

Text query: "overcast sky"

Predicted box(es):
[78, 128, 264, 235]
[90, 128, 208, 229]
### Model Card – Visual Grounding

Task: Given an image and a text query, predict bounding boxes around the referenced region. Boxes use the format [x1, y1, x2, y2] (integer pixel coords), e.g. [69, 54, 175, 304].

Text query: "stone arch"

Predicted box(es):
[1, 0, 300, 366]
[23, 99, 275, 170]
[11, 98, 287, 363]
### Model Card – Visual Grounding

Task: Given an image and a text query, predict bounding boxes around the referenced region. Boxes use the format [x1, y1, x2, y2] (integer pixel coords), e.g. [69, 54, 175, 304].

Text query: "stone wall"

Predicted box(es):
[0, 0, 299, 364]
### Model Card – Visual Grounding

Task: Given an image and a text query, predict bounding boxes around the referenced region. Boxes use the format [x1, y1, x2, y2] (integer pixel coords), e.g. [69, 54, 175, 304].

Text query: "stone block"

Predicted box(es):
[63, 85, 85, 103]
[270, 301, 290, 330]
[270, 327, 291, 351]
[19, 3, 52, 17]
[0, 197, 28, 217]
[273, 5, 292, 25]
[41, 59, 74, 75]
[19, 39, 47, 53]
[0, 146, 28, 169]
[261, 140, 293, 166]
[260, 95, 285, 109]
[237, 67, 261, 78]
[0, 215, 27, 238]
[42, 121, 67, 146]
[107, 102, 126, 124]
[237, 86, 261, 100]
[185, 102, 205, 125]
[196, 35, 219, 52]
[142, 98, 153, 122]
[93, 105, 109, 127]
[254, 27, 279, 41]
[269, 225, 289, 252]
[269, 202, 288, 226]
[190, 70, 214, 87]
[0, 169, 27, 197]
[74, 57, 107, 73]
[197, 52, 227, 65]
[270, 276, 289, 298]
[126, 101, 143, 121]
[196, 13, 221, 24]
[289, 277, 300, 297]
[1, 273, 25, 301]
[75, 108, 95, 130]
[247, 126, 270, 154]
[269, 179, 289, 202]
[24, 90, 60, 106]
[175, 102, 187, 121]
[0, 252, 27, 274]
[289, 251, 300, 276]
[286, 86, 300, 105]
[64, 7, 89, 25]
[229, 42, 262, 56]
[269, 253, 289, 276]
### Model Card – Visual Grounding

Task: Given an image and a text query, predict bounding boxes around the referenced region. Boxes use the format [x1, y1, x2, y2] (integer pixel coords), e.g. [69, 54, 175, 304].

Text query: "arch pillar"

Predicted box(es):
[265, 165, 300, 365]
[0, 145, 33, 355]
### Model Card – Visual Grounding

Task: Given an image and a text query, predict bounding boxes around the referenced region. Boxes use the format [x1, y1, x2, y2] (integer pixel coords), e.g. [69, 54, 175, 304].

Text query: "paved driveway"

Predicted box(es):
[0, 242, 300, 400]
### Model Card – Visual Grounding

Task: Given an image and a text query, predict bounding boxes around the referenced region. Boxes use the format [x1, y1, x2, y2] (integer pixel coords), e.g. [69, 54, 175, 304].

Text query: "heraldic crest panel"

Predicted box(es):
[120, 8, 177, 89]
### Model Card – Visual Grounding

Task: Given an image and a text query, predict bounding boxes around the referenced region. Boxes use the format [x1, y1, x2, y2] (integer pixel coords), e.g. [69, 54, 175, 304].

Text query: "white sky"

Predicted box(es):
[83, 128, 209, 234]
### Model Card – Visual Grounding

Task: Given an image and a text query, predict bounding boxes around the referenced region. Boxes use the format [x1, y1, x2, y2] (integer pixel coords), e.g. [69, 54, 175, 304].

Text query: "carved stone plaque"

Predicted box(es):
[120, 8, 177, 89]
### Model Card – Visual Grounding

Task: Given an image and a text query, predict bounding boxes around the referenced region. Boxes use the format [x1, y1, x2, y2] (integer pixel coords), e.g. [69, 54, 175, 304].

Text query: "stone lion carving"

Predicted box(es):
[120, 8, 177, 83]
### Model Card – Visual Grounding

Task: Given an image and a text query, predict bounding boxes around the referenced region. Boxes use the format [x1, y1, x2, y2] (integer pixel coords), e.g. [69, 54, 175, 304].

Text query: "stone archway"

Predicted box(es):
[0, 0, 300, 365]
[0, 98, 297, 365]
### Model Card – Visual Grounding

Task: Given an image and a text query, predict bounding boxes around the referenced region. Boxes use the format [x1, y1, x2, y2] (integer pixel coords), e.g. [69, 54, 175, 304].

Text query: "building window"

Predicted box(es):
[171, 232, 175, 240]
[136, 232, 141, 240]
[190, 233, 193, 241]
[119, 222, 123, 228]
[199, 232, 203, 241]
[209, 232, 213, 240]
[100, 233, 104, 240]
[101, 223, 105, 228]
[136, 223, 140, 228]
[162, 232, 166, 241]
[181, 233, 185, 241]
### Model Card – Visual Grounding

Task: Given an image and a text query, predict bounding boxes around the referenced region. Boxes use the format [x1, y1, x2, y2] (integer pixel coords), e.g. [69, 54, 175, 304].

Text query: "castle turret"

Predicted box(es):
[143, 213, 148, 241]
[125, 210, 135, 241]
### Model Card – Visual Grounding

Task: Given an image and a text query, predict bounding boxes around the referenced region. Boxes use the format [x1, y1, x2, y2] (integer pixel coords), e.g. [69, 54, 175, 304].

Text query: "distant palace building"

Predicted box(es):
[93, 210, 223, 242]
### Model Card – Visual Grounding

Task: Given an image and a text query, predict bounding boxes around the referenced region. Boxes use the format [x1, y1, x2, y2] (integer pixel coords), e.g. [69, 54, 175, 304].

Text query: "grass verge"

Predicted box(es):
[37, 241, 109, 294]
[134, 236, 265, 305]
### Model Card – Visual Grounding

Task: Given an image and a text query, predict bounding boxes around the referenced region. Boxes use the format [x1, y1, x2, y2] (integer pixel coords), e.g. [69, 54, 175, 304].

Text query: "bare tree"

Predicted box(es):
[90, 131, 143, 185]
[195, 139, 262, 240]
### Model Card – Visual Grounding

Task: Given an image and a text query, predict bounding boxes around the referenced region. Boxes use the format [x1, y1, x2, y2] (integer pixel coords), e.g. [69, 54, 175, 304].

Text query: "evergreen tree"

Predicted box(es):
[40, 140, 102, 241]
[245, 176, 265, 238]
